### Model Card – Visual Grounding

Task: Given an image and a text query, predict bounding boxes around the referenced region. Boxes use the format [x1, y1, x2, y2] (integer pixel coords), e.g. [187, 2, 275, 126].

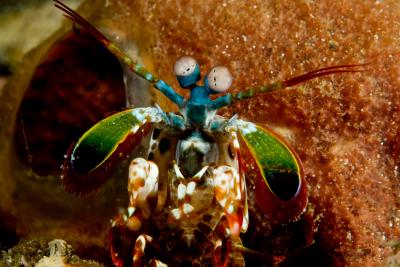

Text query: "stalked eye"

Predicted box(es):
[174, 56, 198, 76]
[207, 66, 232, 92]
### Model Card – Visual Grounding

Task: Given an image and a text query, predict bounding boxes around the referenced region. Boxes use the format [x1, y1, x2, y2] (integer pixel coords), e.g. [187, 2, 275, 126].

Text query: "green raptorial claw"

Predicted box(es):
[234, 120, 307, 222]
[69, 107, 163, 174]
[236, 120, 302, 201]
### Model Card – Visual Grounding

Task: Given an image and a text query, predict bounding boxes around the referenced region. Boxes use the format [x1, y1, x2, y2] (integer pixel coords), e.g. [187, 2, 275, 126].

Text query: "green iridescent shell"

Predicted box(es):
[62, 107, 163, 194]
[237, 120, 307, 222]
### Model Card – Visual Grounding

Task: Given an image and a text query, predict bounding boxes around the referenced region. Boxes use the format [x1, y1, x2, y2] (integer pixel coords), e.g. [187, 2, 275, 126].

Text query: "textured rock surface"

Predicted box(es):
[0, 239, 103, 266]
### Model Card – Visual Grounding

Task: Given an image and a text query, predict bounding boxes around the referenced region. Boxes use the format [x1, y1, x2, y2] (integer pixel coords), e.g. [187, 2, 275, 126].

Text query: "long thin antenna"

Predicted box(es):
[231, 63, 368, 103]
[283, 63, 368, 87]
[54, 0, 158, 83]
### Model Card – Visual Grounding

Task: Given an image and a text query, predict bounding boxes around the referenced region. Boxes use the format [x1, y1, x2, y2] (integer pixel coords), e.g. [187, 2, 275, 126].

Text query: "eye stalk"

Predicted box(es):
[174, 56, 201, 88]
[206, 66, 232, 93]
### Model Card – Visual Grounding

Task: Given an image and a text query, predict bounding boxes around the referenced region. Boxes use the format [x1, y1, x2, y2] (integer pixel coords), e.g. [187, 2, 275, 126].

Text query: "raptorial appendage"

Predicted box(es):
[110, 131, 248, 266]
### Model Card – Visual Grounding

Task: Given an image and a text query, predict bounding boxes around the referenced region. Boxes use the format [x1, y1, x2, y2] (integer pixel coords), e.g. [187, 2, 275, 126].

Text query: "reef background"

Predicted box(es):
[0, 0, 399, 266]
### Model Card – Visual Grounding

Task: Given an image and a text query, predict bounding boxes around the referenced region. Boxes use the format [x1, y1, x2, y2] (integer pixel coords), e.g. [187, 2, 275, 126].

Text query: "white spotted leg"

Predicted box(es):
[131, 234, 168, 267]
[126, 158, 159, 228]
[110, 158, 162, 267]
[149, 259, 168, 267]
[213, 165, 248, 266]
[213, 165, 247, 237]
[132, 234, 152, 266]
[170, 164, 208, 221]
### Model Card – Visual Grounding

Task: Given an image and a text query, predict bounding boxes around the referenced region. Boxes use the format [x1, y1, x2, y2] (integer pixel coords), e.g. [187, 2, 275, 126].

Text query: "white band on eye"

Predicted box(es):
[174, 56, 198, 76]
[207, 66, 232, 92]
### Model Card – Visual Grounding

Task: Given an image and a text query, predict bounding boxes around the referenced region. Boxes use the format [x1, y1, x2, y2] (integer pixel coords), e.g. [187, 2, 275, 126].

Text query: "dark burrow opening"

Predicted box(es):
[14, 29, 126, 177]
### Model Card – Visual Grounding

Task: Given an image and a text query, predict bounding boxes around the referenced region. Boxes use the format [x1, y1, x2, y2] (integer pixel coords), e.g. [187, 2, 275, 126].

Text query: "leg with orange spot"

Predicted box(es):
[212, 215, 245, 267]
[132, 234, 169, 266]
[110, 217, 166, 267]
[110, 214, 136, 267]
[213, 165, 248, 236]
[149, 259, 168, 267]
[132, 234, 152, 266]
[110, 157, 162, 267]
[127, 158, 159, 218]
[212, 165, 248, 266]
